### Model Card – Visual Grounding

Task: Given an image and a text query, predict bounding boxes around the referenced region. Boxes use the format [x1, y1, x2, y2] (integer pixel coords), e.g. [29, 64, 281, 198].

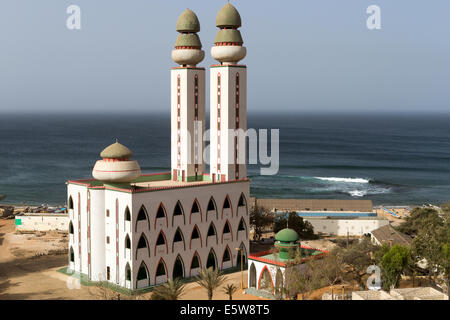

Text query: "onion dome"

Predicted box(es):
[211, 3, 246, 65]
[274, 228, 301, 260]
[216, 2, 242, 28]
[172, 9, 204, 66]
[100, 140, 133, 159]
[92, 140, 141, 183]
[176, 8, 200, 33]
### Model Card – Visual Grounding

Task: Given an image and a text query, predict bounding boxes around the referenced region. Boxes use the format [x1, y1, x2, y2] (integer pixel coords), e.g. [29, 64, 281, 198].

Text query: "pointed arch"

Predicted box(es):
[172, 200, 185, 226]
[249, 263, 257, 288]
[136, 233, 150, 259]
[236, 242, 248, 267]
[275, 268, 284, 295]
[206, 222, 218, 246]
[125, 262, 131, 282]
[221, 245, 233, 269]
[154, 257, 168, 284]
[172, 227, 186, 252]
[258, 265, 274, 293]
[190, 250, 202, 277]
[135, 205, 149, 232]
[206, 248, 217, 270]
[69, 246, 74, 262]
[68, 196, 74, 210]
[221, 194, 233, 219]
[124, 206, 131, 221]
[137, 261, 149, 288]
[221, 219, 233, 243]
[69, 221, 74, 234]
[238, 193, 248, 215]
[154, 230, 168, 255]
[237, 217, 248, 240]
[189, 224, 202, 250]
[125, 234, 131, 249]
[206, 196, 218, 221]
[154, 202, 168, 229]
[189, 198, 202, 224]
[172, 254, 185, 279]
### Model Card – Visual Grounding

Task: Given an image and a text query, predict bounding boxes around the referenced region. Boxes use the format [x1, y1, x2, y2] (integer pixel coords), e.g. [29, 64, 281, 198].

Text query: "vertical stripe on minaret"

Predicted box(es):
[171, 67, 206, 182]
[209, 65, 247, 182]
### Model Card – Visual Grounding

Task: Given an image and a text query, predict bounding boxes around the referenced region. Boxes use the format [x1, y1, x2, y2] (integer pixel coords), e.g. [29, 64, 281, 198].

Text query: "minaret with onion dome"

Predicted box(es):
[92, 140, 142, 183]
[210, 2, 247, 182]
[171, 9, 206, 182]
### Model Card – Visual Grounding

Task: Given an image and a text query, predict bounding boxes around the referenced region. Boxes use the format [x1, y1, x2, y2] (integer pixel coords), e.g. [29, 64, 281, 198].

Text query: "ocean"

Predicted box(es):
[1, 112, 450, 206]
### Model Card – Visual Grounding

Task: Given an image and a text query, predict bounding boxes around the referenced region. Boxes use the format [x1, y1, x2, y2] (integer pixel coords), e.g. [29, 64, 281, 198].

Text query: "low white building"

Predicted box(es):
[304, 216, 389, 236]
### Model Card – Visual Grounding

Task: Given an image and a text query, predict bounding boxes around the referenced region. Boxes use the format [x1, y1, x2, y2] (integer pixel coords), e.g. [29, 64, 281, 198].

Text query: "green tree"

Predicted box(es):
[222, 284, 238, 300]
[249, 204, 273, 241]
[396, 207, 441, 236]
[273, 211, 317, 240]
[379, 245, 411, 290]
[334, 238, 379, 289]
[151, 278, 186, 300]
[195, 267, 226, 300]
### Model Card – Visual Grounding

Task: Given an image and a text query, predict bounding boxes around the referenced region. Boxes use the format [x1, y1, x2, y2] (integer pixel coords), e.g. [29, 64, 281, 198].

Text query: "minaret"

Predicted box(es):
[210, 3, 247, 182]
[171, 9, 206, 182]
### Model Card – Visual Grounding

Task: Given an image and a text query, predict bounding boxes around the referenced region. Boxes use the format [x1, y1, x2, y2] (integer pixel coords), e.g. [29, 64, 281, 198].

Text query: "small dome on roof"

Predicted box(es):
[100, 140, 133, 159]
[176, 9, 201, 33]
[216, 3, 241, 28]
[275, 228, 300, 243]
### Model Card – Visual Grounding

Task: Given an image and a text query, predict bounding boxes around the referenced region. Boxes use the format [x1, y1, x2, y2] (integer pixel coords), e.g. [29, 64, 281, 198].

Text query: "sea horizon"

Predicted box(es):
[1, 111, 450, 207]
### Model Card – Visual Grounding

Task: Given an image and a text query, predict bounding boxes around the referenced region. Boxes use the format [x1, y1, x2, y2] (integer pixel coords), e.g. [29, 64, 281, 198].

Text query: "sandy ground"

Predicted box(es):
[0, 219, 262, 300]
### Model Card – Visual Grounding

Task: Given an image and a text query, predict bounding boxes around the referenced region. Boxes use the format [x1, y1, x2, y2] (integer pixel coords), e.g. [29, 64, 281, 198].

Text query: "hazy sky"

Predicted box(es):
[0, 0, 449, 114]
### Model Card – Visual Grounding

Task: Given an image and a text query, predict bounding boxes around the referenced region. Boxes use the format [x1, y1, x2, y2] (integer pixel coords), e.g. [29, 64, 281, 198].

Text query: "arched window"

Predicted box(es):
[236, 242, 247, 267]
[125, 207, 131, 221]
[173, 255, 185, 279]
[249, 263, 257, 288]
[207, 197, 216, 211]
[238, 218, 246, 231]
[190, 225, 202, 250]
[259, 266, 274, 292]
[206, 222, 218, 246]
[156, 259, 167, 277]
[190, 199, 202, 223]
[172, 228, 185, 252]
[223, 196, 231, 209]
[172, 201, 185, 226]
[69, 221, 74, 234]
[137, 234, 148, 249]
[125, 234, 131, 249]
[222, 220, 233, 243]
[70, 246, 74, 262]
[238, 194, 246, 207]
[125, 263, 131, 281]
[155, 203, 168, 229]
[191, 253, 200, 269]
[223, 247, 231, 262]
[137, 262, 148, 281]
[206, 249, 217, 270]
[68, 196, 74, 210]
[136, 205, 149, 232]
[156, 232, 166, 246]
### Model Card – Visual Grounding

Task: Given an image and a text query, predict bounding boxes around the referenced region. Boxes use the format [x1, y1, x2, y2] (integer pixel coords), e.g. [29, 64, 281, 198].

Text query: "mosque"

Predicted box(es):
[66, 3, 250, 290]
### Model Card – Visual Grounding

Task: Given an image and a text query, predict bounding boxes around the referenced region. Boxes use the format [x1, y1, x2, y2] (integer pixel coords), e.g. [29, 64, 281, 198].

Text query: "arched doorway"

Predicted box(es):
[275, 269, 283, 295]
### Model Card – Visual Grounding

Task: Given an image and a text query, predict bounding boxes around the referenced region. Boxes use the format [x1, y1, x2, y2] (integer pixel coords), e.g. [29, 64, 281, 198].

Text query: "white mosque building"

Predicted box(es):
[66, 3, 250, 290]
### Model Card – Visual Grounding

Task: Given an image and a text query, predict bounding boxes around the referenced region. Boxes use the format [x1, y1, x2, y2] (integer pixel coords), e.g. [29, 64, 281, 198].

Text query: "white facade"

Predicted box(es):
[209, 65, 247, 182]
[304, 217, 389, 236]
[171, 67, 206, 182]
[67, 178, 249, 290]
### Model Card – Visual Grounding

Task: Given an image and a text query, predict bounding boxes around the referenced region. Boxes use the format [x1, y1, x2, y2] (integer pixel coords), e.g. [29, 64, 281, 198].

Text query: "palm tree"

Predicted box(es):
[151, 278, 186, 300]
[195, 267, 226, 300]
[222, 283, 238, 300]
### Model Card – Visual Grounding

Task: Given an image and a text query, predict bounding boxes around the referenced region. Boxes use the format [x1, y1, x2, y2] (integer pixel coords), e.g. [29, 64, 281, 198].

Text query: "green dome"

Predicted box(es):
[214, 29, 243, 44]
[100, 141, 133, 159]
[176, 9, 200, 33]
[275, 228, 300, 243]
[216, 3, 241, 28]
[175, 33, 202, 48]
